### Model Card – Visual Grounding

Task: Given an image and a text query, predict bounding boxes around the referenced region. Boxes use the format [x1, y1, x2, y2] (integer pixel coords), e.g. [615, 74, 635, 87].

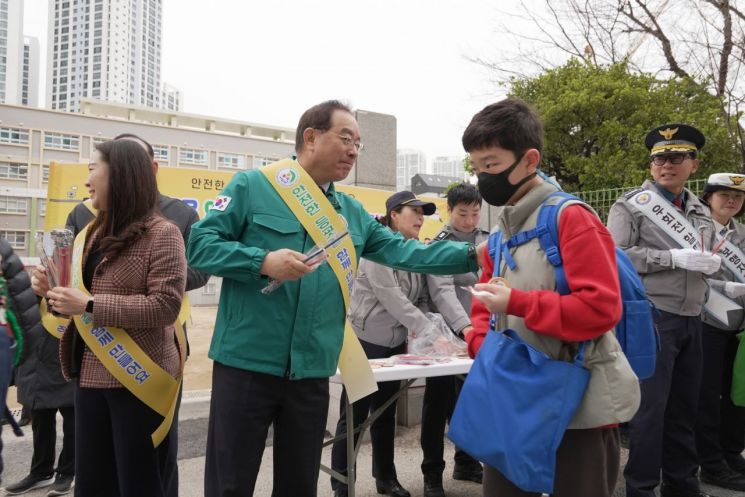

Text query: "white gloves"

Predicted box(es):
[670, 248, 722, 275]
[725, 282, 745, 298]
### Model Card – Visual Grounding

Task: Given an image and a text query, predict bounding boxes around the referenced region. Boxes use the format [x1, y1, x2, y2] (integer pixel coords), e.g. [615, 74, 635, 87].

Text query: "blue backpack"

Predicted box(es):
[487, 191, 659, 380]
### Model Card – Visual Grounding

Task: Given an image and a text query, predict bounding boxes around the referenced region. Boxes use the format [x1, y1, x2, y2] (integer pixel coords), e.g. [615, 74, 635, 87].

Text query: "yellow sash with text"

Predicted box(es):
[70, 225, 187, 447]
[261, 160, 377, 402]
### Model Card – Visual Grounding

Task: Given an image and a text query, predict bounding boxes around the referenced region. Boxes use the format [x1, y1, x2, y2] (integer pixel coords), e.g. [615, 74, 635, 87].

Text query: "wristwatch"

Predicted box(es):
[85, 297, 94, 313]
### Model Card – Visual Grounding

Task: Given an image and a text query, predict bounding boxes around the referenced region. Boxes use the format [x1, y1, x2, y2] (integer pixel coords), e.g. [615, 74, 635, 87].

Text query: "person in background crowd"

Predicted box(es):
[4, 230, 73, 497]
[694, 173, 745, 492]
[419, 182, 488, 497]
[0, 238, 42, 492]
[32, 139, 186, 497]
[608, 123, 721, 497]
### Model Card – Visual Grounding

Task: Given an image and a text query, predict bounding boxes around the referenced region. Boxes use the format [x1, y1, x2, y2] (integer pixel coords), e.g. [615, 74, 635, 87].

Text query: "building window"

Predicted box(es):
[0, 231, 27, 250]
[179, 148, 208, 166]
[203, 282, 217, 295]
[152, 145, 169, 162]
[252, 156, 277, 168]
[39, 199, 46, 217]
[217, 152, 245, 169]
[42, 165, 49, 183]
[0, 196, 28, 214]
[44, 132, 80, 151]
[0, 163, 28, 180]
[0, 128, 30, 145]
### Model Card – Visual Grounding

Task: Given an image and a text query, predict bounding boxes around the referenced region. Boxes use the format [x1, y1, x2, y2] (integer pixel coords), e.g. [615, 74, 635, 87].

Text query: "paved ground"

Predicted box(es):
[2, 307, 743, 496]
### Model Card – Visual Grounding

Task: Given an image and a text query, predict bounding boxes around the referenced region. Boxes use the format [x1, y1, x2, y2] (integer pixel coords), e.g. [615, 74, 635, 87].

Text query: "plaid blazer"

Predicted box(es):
[60, 216, 187, 388]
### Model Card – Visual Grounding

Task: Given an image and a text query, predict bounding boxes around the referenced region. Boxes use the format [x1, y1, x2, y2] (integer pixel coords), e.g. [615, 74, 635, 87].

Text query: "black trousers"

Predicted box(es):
[624, 311, 703, 497]
[30, 407, 75, 477]
[160, 384, 181, 497]
[695, 321, 745, 471]
[204, 362, 329, 497]
[74, 385, 175, 497]
[420, 374, 479, 475]
[0, 331, 12, 481]
[331, 340, 406, 490]
[483, 428, 620, 497]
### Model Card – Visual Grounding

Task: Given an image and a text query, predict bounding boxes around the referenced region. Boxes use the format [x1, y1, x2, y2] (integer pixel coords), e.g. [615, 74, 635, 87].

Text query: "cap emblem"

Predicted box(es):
[658, 127, 679, 140]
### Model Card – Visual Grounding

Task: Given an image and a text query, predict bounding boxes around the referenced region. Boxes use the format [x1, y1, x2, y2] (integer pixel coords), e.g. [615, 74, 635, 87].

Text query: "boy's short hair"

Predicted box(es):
[462, 98, 544, 156]
[447, 182, 482, 210]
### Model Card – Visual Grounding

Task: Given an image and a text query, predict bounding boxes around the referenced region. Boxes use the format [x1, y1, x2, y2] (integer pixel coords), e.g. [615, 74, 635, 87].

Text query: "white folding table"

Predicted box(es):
[321, 358, 473, 497]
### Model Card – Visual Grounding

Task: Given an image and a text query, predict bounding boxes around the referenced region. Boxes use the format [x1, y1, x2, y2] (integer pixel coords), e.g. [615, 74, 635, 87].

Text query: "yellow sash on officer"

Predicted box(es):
[261, 159, 377, 402]
[70, 225, 186, 447]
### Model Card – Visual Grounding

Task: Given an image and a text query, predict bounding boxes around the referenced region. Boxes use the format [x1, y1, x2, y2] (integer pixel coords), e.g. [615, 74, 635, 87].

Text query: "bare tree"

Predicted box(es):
[477, 0, 745, 161]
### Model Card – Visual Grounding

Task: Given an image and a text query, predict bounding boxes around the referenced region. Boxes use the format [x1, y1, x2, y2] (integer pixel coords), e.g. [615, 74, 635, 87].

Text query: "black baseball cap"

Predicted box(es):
[385, 191, 436, 216]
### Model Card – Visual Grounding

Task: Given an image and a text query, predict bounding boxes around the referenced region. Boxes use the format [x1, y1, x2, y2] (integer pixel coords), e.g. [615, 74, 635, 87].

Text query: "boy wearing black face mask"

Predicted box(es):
[464, 98, 639, 497]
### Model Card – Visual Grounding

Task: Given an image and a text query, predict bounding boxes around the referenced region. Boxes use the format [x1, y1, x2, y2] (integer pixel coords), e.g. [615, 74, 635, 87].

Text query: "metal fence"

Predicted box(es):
[570, 178, 708, 223]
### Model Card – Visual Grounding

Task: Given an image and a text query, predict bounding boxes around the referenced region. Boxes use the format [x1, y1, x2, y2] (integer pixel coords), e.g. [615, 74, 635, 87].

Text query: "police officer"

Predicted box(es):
[607, 123, 720, 497]
[420, 183, 488, 497]
[695, 173, 745, 491]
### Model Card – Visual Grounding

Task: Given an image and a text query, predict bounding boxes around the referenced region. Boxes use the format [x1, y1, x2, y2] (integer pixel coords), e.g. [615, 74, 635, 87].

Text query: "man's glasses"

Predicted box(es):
[328, 131, 364, 152]
[650, 153, 693, 166]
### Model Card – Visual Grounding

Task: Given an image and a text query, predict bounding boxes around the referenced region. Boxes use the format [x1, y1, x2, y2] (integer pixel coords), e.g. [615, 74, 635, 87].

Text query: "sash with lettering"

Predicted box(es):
[261, 159, 377, 402]
[40, 199, 193, 343]
[70, 225, 188, 447]
[627, 188, 740, 325]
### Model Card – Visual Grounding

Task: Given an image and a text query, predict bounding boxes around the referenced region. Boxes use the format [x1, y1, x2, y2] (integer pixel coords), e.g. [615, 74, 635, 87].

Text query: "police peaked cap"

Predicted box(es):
[645, 123, 705, 156]
[702, 173, 745, 195]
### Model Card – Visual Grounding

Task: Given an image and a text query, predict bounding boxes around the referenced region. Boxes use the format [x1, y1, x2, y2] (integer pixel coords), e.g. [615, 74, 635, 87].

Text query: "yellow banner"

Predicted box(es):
[44, 162, 447, 238]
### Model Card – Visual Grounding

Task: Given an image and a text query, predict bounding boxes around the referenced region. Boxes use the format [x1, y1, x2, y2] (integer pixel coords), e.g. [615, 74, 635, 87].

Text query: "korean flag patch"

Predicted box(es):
[212, 195, 232, 212]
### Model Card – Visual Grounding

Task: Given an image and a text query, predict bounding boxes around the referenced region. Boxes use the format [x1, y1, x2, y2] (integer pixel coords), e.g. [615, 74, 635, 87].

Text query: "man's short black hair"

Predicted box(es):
[295, 100, 353, 153]
[446, 182, 482, 210]
[114, 133, 155, 160]
[462, 98, 543, 157]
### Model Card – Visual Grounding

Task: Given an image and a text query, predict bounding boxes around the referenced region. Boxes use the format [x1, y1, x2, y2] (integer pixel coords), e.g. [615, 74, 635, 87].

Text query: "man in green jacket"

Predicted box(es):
[188, 100, 479, 497]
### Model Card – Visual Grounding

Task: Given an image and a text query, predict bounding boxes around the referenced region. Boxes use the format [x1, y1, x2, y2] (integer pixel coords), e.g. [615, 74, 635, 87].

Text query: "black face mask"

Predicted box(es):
[477, 154, 535, 206]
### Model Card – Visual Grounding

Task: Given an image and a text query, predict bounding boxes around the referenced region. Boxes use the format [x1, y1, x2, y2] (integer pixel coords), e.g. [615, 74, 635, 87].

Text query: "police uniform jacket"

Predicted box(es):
[607, 180, 716, 316]
[703, 218, 745, 330]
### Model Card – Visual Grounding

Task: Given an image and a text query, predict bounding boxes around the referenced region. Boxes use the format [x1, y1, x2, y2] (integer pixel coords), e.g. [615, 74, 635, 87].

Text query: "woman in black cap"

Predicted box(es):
[330, 191, 470, 497]
[695, 173, 745, 492]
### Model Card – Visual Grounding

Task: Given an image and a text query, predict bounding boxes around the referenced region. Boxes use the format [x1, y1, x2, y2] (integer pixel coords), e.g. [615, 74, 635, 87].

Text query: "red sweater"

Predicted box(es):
[467, 204, 622, 358]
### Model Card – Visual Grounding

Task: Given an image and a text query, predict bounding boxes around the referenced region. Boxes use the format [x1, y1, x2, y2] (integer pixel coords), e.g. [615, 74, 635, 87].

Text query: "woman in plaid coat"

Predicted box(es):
[33, 139, 186, 497]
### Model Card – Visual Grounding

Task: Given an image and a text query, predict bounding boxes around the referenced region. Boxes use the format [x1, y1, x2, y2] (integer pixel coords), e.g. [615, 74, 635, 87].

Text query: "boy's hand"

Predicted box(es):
[472, 283, 512, 314]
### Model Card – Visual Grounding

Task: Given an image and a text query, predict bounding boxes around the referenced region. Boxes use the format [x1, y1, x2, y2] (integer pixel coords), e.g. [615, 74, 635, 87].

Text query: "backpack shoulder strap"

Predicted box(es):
[487, 230, 503, 278]
[536, 192, 588, 295]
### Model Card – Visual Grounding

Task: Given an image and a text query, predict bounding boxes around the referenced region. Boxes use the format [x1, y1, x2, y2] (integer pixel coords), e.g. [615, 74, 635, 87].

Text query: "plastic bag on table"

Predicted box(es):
[406, 312, 467, 358]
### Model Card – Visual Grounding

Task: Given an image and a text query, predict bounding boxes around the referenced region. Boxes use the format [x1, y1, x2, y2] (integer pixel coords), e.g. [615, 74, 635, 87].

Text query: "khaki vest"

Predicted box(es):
[493, 182, 641, 429]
